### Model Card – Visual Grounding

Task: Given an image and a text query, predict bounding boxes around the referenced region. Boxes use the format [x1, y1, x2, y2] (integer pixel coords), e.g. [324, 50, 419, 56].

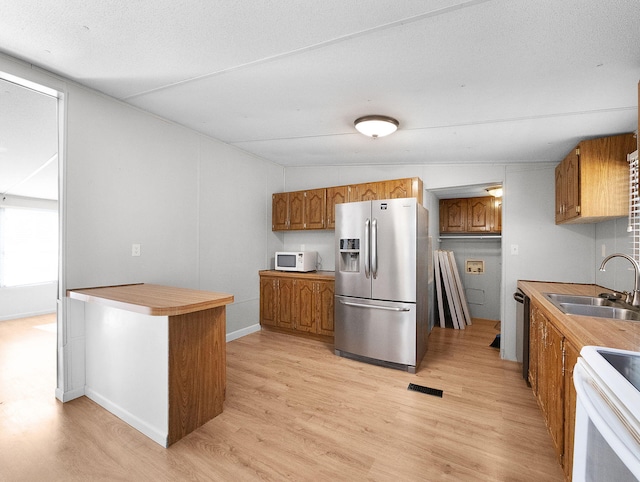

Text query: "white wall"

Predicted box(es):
[0, 53, 284, 401]
[502, 163, 596, 360]
[440, 239, 502, 321]
[197, 138, 284, 335]
[0, 283, 57, 321]
[595, 217, 637, 292]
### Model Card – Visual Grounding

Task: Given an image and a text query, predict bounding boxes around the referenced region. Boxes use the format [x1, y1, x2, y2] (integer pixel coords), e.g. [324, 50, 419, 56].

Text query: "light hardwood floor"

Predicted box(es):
[1, 314, 564, 481]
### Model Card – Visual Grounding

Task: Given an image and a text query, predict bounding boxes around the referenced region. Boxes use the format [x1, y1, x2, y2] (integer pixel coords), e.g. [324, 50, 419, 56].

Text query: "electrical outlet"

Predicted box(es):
[132, 244, 141, 257]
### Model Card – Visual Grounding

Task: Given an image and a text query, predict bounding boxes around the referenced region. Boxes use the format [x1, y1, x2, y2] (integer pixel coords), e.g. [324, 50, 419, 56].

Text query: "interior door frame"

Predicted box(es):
[0, 68, 67, 401]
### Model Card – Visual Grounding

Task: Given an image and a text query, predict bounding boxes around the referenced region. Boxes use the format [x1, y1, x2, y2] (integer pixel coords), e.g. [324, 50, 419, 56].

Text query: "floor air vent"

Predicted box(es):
[407, 383, 443, 398]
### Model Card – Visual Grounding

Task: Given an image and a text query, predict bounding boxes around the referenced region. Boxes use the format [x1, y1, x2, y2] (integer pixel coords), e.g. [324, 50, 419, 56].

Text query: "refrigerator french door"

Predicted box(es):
[334, 198, 429, 373]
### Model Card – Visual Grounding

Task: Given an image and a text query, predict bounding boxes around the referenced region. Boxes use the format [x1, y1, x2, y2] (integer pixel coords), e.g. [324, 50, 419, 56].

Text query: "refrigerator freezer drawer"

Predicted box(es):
[335, 295, 416, 367]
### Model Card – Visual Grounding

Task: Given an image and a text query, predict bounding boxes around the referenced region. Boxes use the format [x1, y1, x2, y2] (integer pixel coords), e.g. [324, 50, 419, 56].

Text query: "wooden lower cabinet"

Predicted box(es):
[563, 341, 579, 480]
[259, 271, 334, 339]
[529, 299, 579, 479]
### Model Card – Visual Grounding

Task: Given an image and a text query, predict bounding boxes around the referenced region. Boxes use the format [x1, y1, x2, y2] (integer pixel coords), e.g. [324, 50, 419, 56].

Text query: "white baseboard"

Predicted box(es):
[85, 387, 168, 447]
[0, 309, 56, 322]
[55, 386, 85, 402]
[226, 323, 261, 342]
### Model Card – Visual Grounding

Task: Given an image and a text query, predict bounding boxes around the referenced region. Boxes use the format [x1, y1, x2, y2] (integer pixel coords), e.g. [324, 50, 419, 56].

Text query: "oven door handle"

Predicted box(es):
[573, 361, 640, 479]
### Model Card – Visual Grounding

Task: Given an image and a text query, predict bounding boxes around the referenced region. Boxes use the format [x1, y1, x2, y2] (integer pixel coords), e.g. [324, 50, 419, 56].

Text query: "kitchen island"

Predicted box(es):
[68, 283, 233, 447]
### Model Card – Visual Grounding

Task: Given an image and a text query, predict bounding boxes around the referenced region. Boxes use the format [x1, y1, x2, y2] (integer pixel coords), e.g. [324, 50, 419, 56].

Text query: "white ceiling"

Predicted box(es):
[1, 0, 639, 200]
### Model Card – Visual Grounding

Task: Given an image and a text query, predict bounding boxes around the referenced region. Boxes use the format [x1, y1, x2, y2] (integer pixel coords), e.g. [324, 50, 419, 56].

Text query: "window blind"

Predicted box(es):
[628, 150, 640, 261]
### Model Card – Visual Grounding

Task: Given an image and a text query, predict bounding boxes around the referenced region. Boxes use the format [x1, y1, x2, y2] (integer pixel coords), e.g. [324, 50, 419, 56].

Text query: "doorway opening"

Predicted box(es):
[429, 183, 504, 350]
[0, 72, 64, 400]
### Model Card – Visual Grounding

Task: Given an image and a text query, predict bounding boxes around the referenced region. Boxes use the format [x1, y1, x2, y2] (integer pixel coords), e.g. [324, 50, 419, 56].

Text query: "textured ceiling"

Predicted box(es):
[1, 0, 639, 199]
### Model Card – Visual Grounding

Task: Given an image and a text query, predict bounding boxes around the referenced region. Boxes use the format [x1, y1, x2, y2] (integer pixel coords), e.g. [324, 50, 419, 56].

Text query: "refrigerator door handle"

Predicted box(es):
[364, 218, 371, 278]
[339, 300, 411, 312]
[371, 218, 378, 279]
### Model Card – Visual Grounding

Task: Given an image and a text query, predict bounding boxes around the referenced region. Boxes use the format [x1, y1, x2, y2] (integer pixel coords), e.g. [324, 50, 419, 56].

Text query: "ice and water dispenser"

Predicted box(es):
[338, 238, 360, 273]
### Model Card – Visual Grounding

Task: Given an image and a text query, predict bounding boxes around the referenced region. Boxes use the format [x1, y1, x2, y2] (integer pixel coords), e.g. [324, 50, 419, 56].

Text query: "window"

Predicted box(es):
[0, 207, 58, 287]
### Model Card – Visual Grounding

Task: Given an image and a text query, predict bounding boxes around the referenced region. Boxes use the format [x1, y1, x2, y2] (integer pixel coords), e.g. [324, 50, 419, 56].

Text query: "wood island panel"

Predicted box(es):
[168, 306, 226, 446]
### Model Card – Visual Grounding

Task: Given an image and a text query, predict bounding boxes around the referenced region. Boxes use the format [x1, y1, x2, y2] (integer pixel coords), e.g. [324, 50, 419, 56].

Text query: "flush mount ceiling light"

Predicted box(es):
[354, 115, 399, 138]
[486, 186, 503, 197]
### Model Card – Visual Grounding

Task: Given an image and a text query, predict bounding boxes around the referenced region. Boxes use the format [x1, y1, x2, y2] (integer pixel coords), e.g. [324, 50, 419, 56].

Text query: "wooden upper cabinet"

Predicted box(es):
[555, 147, 580, 223]
[272, 188, 327, 231]
[272, 193, 289, 230]
[494, 197, 502, 232]
[440, 195, 501, 234]
[385, 177, 423, 204]
[326, 186, 348, 229]
[440, 198, 467, 233]
[350, 182, 381, 201]
[304, 188, 326, 229]
[288, 191, 305, 230]
[273, 177, 423, 231]
[555, 133, 636, 224]
[467, 197, 493, 232]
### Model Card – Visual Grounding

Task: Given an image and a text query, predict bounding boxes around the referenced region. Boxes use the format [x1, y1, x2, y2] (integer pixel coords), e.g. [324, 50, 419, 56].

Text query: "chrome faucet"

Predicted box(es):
[599, 253, 640, 307]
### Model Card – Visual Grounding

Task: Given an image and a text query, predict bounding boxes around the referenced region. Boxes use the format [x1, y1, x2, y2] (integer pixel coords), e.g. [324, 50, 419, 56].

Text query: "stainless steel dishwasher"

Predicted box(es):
[514, 289, 530, 385]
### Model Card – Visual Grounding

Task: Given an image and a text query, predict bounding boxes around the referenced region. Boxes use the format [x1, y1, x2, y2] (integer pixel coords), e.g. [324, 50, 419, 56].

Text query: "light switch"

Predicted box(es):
[132, 244, 141, 257]
[510, 244, 519, 255]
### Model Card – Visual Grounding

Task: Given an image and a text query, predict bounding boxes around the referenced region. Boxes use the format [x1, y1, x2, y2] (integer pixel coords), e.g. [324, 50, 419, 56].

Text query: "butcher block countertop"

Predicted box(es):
[518, 280, 640, 351]
[67, 283, 234, 316]
[259, 270, 335, 281]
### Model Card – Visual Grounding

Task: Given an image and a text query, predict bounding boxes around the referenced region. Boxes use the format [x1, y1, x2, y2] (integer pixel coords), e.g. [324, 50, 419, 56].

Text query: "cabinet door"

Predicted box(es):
[563, 341, 580, 479]
[326, 186, 348, 229]
[304, 188, 326, 229]
[439, 198, 467, 233]
[288, 191, 305, 230]
[382, 177, 423, 203]
[385, 178, 413, 200]
[272, 193, 289, 231]
[555, 163, 565, 223]
[555, 148, 580, 223]
[466, 197, 493, 232]
[351, 182, 382, 201]
[536, 312, 564, 464]
[277, 278, 295, 330]
[259, 277, 278, 327]
[528, 303, 540, 395]
[294, 279, 316, 333]
[492, 197, 502, 233]
[315, 280, 335, 336]
[564, 148, 580, 221]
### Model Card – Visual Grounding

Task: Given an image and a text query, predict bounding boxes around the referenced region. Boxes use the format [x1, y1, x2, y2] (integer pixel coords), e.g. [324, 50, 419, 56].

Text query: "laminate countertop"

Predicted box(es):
[518, 280, 640, 351]
[67, 283, 234, 316]
[259, 270, 335, 281]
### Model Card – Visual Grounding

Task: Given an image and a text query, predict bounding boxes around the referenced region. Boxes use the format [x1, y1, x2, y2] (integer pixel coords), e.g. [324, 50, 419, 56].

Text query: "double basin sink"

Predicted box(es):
[544, 293, 640, 322]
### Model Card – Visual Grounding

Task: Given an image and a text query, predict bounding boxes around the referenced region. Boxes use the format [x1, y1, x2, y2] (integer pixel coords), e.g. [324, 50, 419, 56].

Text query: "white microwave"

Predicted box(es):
[275, 251, 317, 272]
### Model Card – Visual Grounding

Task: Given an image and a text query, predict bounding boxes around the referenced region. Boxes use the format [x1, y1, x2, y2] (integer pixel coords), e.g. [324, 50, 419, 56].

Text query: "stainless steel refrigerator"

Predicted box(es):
[334, 197, 430, 373]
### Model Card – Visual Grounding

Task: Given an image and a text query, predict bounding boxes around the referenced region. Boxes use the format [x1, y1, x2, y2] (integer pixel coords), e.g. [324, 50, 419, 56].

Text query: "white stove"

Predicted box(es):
[573, 346, 640, 481]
